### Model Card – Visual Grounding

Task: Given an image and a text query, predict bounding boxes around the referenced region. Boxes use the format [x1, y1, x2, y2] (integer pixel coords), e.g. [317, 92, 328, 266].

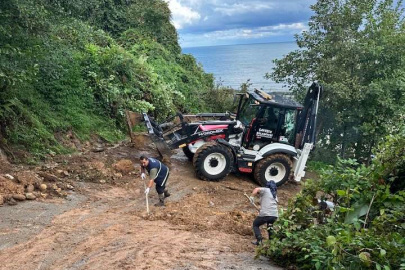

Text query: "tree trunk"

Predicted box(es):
[315, 117, 324, 144]
[366, 139, 375, 166]
[355, 134, 363, 161]
[341, 125, 347, 159]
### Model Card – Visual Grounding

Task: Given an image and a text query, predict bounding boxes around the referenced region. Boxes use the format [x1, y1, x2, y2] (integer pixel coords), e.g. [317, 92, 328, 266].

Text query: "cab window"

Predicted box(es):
[239, 97, 261, 126]
[280, 109, 297, 144]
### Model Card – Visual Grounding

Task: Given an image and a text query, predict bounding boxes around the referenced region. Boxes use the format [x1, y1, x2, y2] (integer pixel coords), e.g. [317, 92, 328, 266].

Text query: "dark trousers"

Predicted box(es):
[253, 216, 277, 240]
[155, 173, 169, 194]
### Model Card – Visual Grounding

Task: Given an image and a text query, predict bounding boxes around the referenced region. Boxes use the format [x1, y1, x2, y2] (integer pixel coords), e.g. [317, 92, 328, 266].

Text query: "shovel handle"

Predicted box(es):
[143, 181, 150, 215]
[244, 193, 260, 211]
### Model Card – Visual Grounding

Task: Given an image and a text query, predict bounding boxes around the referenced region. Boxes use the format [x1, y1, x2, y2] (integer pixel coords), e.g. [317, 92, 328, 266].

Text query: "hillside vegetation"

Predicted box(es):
[260, 130, 405, 269]
[0, 0, 217, 160]
[263, 0, 405, 269]
[270, 0, 405, 163]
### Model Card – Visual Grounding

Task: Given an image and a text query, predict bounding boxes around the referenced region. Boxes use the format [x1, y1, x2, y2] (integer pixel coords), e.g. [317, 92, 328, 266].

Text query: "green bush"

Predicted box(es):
[0, 0, 215, 160]
[260, 131, 405, 270]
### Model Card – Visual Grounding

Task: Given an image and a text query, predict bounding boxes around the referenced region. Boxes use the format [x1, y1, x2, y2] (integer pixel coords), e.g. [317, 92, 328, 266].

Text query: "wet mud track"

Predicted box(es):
[0, 146, 299, 270]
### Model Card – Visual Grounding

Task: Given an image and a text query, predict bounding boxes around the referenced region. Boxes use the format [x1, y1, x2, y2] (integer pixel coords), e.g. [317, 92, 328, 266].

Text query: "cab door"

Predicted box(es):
[254, 106, 281, 142]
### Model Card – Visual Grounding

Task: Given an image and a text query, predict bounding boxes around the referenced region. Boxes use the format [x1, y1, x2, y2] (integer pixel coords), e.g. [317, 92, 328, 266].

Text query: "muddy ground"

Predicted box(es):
[0, 141, 303, 270]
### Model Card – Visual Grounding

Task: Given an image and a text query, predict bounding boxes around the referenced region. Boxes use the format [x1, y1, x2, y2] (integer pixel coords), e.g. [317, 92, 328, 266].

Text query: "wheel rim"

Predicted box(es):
[204, 153, 227, 175]
[264, 162, 286, 183]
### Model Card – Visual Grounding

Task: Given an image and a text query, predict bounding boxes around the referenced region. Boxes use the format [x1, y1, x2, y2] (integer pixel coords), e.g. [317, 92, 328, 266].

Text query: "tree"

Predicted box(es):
[268, 0, 405, 162]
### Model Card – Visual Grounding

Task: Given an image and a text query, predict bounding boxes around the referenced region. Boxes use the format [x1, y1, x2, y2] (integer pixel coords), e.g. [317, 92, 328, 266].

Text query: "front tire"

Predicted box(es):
[254, 154, 292, 187]
[193, 142, 234, 181]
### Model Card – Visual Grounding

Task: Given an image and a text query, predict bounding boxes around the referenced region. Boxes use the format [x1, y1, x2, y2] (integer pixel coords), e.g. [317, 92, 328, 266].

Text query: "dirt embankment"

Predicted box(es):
[0, 141, 301, 270]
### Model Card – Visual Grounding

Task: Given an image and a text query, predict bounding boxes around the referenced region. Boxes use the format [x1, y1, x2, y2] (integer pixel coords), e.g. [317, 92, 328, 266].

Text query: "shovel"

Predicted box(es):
[143, 181, 150, 215]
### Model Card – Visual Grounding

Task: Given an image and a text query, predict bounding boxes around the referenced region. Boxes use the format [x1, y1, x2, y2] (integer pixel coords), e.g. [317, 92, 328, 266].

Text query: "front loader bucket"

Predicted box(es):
[142, 113, 173, 161]
[125, 110, 173, 161]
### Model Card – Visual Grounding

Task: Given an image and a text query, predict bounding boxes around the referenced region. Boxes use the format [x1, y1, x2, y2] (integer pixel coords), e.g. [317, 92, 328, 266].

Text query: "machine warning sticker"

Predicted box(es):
[256, 128, 273, 139]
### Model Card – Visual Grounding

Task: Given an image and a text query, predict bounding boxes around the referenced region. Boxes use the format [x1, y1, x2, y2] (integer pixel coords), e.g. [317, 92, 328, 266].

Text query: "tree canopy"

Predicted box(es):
[269, 0, 405, 162]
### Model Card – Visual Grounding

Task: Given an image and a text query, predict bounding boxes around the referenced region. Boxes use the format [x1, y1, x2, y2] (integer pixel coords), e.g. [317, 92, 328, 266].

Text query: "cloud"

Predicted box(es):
[259, 22, 307, 31]
[166, 0, 201, 29]
[166, 0, 316, 46]
[202, 22, 308, 40]
[214, 2, 274, 16]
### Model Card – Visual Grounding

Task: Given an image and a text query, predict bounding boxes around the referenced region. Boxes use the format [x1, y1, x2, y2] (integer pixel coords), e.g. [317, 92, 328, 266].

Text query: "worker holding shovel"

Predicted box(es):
[140, 155, 171, 207]
[249, 180, 279, 246]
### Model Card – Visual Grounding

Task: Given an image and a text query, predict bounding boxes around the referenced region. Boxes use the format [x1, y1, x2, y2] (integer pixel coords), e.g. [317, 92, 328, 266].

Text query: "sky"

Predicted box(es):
[165, 0, 317, 47]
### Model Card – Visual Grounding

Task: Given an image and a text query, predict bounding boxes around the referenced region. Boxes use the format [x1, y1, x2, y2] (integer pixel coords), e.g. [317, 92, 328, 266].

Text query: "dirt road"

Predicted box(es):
[0, 143, 301, 270]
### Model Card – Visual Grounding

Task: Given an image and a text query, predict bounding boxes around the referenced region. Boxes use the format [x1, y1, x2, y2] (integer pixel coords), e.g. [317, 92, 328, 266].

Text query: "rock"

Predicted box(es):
[56, 183, 65, 189]
[113, 159, 134, 175]
[209, 201, 215, 207]
[12, 194, 26, 201]
[99, 179, 106, 184]
[4, 174, 14, 180]
[66, 184, 74, 190]
[0, 195, 4, 205]
[15, 171, 41, 185]
[114, 173, 123, 179]
[25, 193, 36, 200]
[52, 184, 58, 190]
[40, 193, 48, 199]
[56, 170, 70, 177]
[26, 184, 35, 193]
[39, 184, 47, 192]
[0, 148, 9, 163]
[93, 147, 105, 153]
[8, 198, 17, 206]
[38, 172, 60, 182]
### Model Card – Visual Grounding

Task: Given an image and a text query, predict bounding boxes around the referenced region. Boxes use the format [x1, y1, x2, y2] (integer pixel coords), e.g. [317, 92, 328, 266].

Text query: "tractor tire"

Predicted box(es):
[193, 142, 234, 181]
[182, 146, 194, 161]
[254, 154, 292, 187]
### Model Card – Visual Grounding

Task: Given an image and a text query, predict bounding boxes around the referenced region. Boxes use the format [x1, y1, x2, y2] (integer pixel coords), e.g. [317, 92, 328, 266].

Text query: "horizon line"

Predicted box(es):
[181, 40, 296, 49]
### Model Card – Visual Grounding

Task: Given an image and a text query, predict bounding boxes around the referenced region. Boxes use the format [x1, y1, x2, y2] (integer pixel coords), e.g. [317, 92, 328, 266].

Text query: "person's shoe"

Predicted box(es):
[164, 190, 171, 198]
[154, 200, 165, 207]
[251, 239, 262, 246]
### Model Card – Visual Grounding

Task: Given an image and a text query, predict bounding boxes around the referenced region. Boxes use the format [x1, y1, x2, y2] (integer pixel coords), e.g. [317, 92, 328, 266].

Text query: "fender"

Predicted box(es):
[259, 143, 297, 158]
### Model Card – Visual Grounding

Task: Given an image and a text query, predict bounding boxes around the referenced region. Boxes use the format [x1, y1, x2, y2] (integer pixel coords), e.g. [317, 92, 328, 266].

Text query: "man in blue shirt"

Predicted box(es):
[140, 156, 170, 207]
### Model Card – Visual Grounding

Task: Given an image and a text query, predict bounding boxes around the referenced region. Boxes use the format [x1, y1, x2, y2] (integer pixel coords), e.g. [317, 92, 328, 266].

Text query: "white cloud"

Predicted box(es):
[202, 22, 308, 41]
[166, 0, 201, 29]
[259, 22, 307, 31]
[214, 2, 273, 16]
[166, 0, 316, 47]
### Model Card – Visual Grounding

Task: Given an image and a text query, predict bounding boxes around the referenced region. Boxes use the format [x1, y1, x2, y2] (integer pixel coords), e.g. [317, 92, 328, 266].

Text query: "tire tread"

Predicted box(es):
[254, 154, 292, 187]
[193, 142, 233, 181]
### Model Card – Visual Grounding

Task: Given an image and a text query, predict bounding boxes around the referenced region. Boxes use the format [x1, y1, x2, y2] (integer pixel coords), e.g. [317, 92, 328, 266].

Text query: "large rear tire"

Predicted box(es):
[182, 146, 194, 161]
[254, 154, 292, 187]
[193, 142, 234, 181]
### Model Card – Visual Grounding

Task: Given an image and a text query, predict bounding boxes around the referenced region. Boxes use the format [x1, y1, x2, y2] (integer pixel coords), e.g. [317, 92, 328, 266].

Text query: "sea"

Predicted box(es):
[182, 42, 298, 92]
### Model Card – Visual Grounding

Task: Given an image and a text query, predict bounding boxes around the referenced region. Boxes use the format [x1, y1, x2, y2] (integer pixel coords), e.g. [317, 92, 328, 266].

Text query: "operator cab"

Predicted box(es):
[237, 89, 303, 150]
